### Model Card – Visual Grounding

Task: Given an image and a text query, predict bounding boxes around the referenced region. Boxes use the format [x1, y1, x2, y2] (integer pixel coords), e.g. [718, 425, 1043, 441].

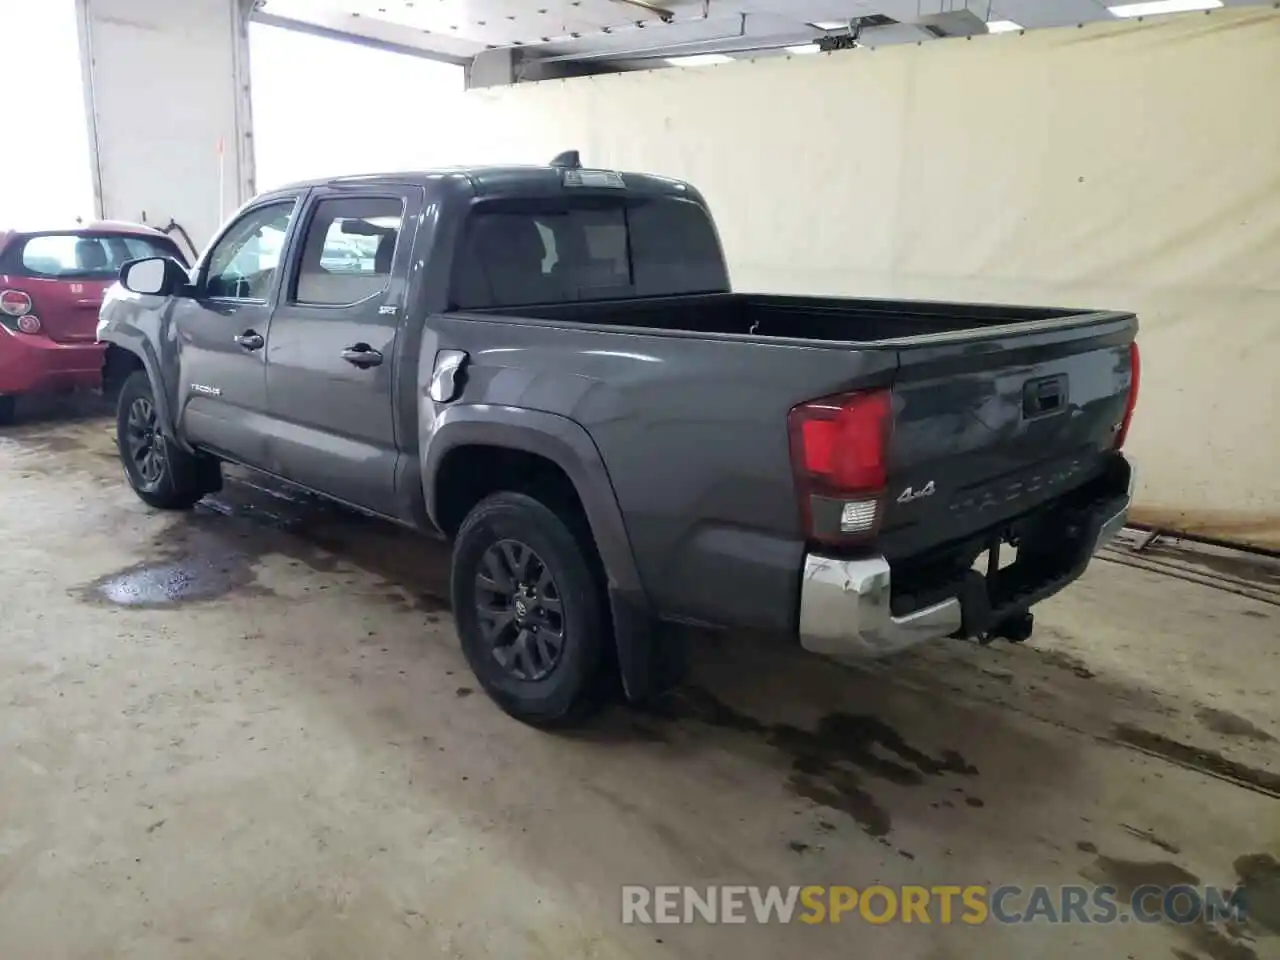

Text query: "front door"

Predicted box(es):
[176, 198, 301, 467]
[263, 186, 420, 516]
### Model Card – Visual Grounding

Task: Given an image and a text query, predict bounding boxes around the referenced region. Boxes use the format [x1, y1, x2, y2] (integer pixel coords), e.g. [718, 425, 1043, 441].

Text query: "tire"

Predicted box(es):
[116, 370, 217, 510]
[0, 395, 15, 425]
[451, 491, 608, 727]
[101, 373, 124, 408]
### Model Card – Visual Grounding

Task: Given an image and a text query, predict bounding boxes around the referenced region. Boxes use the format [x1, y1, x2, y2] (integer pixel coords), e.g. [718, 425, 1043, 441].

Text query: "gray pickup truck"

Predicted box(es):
[97, 154, 1139, 725]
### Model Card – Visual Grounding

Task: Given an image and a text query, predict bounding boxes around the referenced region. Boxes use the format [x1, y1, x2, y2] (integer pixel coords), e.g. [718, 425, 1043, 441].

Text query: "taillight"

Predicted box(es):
[16, 315, 42, 334]
[0, 289, 33, 317]
[1114, 341, 1140, 449]
[788, 388, 892, 544]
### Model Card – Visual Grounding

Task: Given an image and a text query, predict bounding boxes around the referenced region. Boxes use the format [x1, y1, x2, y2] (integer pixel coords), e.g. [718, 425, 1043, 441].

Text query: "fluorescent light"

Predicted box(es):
[809, 20, 849, 30]
[786, 43, 822, 54]
[1108, 0, 1222, 17]
[985, 19, 1023, 33]
[664, 54, 734, 67]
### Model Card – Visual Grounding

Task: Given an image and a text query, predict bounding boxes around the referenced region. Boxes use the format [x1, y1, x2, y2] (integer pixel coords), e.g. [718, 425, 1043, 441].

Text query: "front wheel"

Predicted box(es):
[451, 492, 608, 727]
[116, 371, 218, 510]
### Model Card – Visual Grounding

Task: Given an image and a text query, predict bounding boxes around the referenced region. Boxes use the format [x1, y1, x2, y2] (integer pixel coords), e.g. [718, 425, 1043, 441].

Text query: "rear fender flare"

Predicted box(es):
[423, 405, 661, 700]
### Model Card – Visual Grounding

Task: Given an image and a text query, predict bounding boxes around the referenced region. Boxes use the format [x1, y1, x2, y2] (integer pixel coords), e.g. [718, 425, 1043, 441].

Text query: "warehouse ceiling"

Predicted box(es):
[253, 0, 1270, 76]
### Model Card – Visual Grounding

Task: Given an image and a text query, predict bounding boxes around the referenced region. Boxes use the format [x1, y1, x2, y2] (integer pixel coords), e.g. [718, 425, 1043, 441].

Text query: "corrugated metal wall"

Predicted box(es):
[77, 0, 256, 249]
[449, 8, 1280, 550]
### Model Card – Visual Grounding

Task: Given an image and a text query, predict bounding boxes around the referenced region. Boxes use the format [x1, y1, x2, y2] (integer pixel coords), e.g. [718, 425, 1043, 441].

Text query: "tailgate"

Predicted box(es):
[879, 310, 1137, 561]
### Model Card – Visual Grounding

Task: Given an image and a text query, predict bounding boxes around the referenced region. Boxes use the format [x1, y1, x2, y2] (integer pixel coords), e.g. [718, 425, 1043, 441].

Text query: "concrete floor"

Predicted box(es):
[1, 402, 1277, 960]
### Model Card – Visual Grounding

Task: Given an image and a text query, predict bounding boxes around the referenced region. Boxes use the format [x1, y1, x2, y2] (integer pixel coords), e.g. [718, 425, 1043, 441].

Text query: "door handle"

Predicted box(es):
[341, 344, 383, 368]
[234, 330, 264, 351]
[1022, 374, 1068, 418]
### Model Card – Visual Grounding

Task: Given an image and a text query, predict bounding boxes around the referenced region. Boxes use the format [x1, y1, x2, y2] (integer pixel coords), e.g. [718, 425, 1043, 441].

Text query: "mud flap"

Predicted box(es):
[611, 591, 686, 702]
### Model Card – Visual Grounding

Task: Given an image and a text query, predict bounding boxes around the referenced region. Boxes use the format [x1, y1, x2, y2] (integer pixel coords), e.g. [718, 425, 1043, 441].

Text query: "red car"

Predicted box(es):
[0, 221, 187, 423]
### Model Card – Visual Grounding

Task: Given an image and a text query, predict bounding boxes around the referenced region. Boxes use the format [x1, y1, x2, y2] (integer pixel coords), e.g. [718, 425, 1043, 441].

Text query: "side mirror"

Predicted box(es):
[120, 257, 187, 297]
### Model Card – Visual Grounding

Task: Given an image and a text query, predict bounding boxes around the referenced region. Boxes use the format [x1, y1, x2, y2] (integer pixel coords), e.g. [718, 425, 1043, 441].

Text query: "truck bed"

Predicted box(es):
[446, 288, 1137, 637]
[470, 292, 1090, 344]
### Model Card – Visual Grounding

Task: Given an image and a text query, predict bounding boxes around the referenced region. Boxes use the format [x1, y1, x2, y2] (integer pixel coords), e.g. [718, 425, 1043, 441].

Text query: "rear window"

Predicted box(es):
[16, 233, 182, 280]
[450, 195, 728, 310]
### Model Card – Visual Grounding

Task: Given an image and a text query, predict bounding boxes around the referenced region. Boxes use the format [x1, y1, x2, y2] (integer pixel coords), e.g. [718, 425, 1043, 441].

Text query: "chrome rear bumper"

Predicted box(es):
[798, 468, 1133, 660]
[798, 555, 964, 658]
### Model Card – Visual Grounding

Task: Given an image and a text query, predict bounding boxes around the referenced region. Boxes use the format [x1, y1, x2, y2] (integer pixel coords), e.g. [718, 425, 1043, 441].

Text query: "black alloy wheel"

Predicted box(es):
[115, 370, 218, 510]
[451, 491, 608, 726]
[125, 394, 166, 486]
[475, 539, 566, 681]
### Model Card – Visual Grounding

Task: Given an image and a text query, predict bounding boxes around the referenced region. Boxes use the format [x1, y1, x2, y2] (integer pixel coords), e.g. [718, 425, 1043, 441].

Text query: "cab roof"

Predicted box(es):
[259, 165, 700, 202]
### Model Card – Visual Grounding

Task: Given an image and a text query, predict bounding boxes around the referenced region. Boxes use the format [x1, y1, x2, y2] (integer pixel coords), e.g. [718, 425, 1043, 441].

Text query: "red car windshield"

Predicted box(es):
[15, 232, 182, 280]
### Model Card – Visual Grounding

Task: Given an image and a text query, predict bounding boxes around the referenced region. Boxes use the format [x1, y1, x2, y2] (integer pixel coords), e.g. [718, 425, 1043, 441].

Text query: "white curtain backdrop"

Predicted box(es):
[452, 8, 1280, 550]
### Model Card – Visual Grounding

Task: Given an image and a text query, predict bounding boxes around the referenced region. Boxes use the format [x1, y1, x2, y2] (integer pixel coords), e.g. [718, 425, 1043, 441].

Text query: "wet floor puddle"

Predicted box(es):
[79, 470, 452, 613]
[89, 558, 256, 607]
[1078, 851, 1279, 960]
[1196, 707, 1276, 743]
[1112, 724, 1280, 796]
[82, 523, 266, 608]
[649, 685, 980, 838]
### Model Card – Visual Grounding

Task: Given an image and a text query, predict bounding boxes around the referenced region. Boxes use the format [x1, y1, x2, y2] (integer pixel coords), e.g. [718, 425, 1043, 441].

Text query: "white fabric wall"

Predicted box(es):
[450, 8, 1280, 550]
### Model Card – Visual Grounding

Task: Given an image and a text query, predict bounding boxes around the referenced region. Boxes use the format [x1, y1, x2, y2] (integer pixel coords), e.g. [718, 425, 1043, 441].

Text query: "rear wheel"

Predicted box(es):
[116, 371, 218, 510]
[451, 492, 607, 727]
[0, 395, 15, 425]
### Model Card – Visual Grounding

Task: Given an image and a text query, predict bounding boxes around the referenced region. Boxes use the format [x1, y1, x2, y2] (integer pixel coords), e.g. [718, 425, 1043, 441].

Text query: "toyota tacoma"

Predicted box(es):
[96, 154, 1139, 725]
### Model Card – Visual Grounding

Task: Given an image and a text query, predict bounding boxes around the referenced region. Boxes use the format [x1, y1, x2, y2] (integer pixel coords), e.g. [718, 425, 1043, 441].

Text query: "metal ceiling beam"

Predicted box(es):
[251, 11, 470, 64]
[608, 0, 677, 22]
[255, 0, 1277, 82]
[531, 13, 748, 63]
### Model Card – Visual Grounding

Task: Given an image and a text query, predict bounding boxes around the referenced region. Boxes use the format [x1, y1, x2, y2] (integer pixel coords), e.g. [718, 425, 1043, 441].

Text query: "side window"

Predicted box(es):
[205, 201, 296, 301]
[293, 196, 404, 306]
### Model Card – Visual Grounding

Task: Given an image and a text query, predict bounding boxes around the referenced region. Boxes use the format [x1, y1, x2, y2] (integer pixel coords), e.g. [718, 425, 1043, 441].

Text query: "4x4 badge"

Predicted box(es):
[897, 481, 936, 504]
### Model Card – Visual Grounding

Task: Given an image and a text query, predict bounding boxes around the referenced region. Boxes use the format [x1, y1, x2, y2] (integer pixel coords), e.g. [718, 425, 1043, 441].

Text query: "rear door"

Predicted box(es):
[4, 232, 183, 342]
[263, 185, 420, 516]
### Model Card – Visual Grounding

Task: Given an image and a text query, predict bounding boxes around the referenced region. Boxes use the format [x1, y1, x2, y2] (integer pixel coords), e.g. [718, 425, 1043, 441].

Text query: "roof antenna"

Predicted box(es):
[550, 150, 582, 169]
